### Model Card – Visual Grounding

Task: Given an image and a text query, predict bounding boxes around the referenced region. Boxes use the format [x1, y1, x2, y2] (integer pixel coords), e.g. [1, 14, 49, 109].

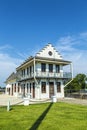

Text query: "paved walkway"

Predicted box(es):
[0, 94, 87, 106]
[0, 94, 23, 106]
[0, 94, 51, 106]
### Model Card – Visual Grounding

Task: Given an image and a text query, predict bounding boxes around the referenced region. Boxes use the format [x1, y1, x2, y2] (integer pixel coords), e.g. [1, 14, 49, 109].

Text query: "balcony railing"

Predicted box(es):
[17, 71, 72, 81]
[35, 71, 72, 78]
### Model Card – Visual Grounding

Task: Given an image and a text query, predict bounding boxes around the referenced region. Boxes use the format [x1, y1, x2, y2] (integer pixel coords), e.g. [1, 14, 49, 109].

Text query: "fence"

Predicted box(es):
[64, 89, 87, 99]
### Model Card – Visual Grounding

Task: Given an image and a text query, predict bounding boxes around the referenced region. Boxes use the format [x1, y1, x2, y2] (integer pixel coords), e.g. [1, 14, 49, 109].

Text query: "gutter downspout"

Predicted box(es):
[34, 57, 38, 85]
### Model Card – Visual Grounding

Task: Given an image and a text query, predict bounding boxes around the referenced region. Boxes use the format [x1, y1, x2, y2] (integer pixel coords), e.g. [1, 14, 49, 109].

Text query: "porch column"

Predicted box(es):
[54, 81, 57, 96]
[30, 82, 33, 98]
[34, 58, 35, 78]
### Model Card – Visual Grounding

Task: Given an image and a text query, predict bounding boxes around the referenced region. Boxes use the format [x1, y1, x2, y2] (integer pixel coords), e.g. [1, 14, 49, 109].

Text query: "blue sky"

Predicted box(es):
[0, 0, 87, 86]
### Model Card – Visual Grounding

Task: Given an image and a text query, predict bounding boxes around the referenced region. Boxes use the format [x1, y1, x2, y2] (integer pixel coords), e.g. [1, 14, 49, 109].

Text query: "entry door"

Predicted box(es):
[49, 82, 54, 98]
[32, 83, 35, 98]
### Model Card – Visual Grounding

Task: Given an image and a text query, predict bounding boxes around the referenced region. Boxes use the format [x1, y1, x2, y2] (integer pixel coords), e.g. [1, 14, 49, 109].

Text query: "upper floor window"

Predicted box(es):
[22, 69, 25, 76]
[27, 67, 29, 75]
[30, 66, 32, 75]
[22, 70, 23, 76]
[41, 63, 46, 72]
[49, 64, 53, 72]
[24, 69, 25, 76]
[56, 65, 60, 73]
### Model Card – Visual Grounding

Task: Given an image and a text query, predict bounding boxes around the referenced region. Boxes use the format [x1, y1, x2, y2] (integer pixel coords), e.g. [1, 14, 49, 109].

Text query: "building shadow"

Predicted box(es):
[29, 103, 53, 130]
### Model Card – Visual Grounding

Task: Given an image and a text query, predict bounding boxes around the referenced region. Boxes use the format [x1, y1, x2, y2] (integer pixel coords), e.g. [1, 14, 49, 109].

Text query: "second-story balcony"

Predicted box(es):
[35, 71, 72, 79]
[17, 71, 72, 81]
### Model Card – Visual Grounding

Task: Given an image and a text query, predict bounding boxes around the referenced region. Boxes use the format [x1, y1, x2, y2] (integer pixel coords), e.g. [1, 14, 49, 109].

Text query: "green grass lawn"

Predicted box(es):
[0, 102, 87, 130]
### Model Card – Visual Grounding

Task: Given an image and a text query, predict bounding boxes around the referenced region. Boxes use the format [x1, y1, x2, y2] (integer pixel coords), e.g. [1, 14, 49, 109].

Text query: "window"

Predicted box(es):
[41, 82, 46, 93]
[22, 69, 25, 76]
[41, 63, 46, 72]
[22, 70, 23, 76]
[14, 83, 16, 92]
[18, 86, 20, 92]
[57, 82, 61, 92]
[27, 67, 29, 75]
[49, 64, 53, 72]
[18, 83, 20, 92]
[30, 66, 32, 76]
[27, 83, 29, 93]
[48, 51, 52, 56]
[30, 83, 31, 93]
[56, 65, 60, 73]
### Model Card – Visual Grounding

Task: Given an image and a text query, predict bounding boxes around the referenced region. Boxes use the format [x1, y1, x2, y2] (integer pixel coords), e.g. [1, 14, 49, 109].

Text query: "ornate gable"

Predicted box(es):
[36, 43, 63, 59]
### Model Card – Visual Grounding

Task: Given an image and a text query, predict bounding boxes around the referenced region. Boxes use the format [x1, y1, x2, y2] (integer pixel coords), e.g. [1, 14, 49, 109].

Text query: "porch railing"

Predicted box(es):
[17, 71, 72, 81]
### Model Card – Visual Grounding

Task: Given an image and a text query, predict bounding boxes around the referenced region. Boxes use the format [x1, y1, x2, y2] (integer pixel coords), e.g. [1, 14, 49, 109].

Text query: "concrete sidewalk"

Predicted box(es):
[0, 94, 23, 106]
[0, 94, 51, 106]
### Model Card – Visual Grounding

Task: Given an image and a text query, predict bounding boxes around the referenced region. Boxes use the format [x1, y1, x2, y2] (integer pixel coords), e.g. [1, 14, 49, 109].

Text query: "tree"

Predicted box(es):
[65, 73, 87, 91]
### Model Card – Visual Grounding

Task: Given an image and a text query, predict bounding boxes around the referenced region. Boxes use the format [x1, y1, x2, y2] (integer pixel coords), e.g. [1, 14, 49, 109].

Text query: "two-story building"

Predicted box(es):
[6, 43, 73, 99]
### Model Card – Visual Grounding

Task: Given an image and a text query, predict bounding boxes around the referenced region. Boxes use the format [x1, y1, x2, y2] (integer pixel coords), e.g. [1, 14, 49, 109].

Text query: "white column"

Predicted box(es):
[31, 83, 33, 98]
[70, 63, 73, 79]
[34, 58, 35, 77]
[38, 82, 41, 99]
[54, 81, 57, 96]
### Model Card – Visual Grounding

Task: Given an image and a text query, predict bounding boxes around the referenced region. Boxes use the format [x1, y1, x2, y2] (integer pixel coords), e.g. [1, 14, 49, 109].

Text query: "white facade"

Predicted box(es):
[6, 43, 73, 99]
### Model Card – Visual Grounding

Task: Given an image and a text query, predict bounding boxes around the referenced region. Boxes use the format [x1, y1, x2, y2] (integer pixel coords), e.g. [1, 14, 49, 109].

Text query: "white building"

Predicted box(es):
[6, 43, 73, 99]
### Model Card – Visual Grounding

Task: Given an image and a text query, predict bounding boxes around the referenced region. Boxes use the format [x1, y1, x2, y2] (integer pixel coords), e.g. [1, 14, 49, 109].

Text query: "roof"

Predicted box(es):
[35, 56, 71, 64]
[6, 72, 18, 82]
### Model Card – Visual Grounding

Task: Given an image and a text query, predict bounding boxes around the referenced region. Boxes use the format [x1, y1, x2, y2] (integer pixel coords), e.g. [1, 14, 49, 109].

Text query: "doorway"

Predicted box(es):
[32, 83, 35, 98]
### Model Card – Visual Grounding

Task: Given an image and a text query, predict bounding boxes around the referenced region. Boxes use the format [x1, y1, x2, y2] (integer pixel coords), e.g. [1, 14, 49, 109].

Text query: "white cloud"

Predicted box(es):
[0, 45, 23, 86]
[80, 32, 87, 39]
[56, 33, 87, 76]
[0, 44, 12, 50]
